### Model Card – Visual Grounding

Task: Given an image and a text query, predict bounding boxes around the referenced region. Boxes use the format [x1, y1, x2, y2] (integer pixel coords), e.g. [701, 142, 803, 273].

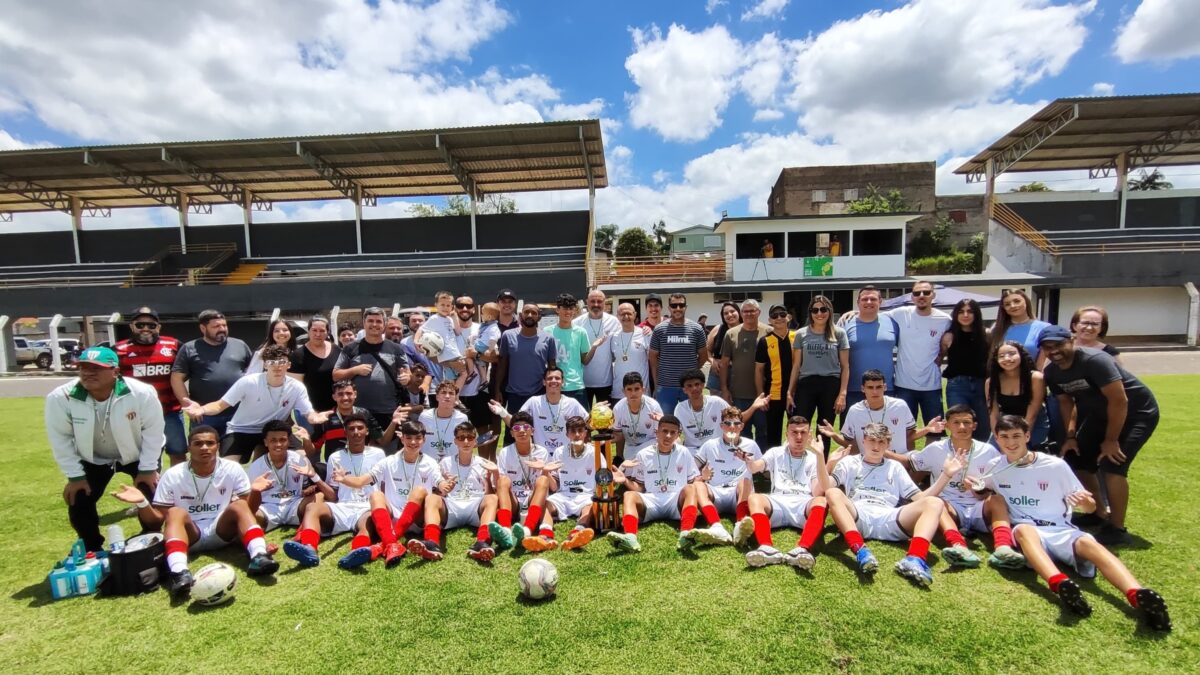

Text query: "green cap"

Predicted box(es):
[78, 346, 119, 368]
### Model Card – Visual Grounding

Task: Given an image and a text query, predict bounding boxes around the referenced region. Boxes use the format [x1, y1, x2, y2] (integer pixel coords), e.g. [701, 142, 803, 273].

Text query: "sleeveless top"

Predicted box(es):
[996, 391, 1030, 416]
[942, 331, 987, 379]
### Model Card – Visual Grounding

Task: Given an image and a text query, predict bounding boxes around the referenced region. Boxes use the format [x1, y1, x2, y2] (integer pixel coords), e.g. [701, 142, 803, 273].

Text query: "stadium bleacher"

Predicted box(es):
[0, 262, 137, 288]
[249, 245, 586, 281]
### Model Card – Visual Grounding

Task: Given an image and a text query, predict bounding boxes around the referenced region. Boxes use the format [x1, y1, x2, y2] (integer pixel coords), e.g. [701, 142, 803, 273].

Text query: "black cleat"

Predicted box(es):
[1136, 588, 1172, 632]
[467, 540, 495, 562]
[1056, 579, 1092, 617]
[247, 553, 280, 577]
[166, 569, 194, 600]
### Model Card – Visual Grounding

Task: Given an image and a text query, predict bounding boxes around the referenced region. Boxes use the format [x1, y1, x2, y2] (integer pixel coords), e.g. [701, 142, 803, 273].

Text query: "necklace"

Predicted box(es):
[688, 398, 707, 434]
[786, 449, 806, 484]
[92, 394, 115, 441]
[865, 400, 886, 425]
[344, 449, 364, 475]
[454, 455, 473, 496]
[435, 411, 455, 458]
[970, 450, 1035, 491]
[546, 398, 562, 429]
[619, 331, 634, 362]
[267, 455, 289, 494]
[854, 458, 885, 492]
[189, 463, 217, 503]
[399, 453, 419, 496]
[655, 447, 674, 492]
[265, 378, 284, 409]
[627, 399, 643, 437]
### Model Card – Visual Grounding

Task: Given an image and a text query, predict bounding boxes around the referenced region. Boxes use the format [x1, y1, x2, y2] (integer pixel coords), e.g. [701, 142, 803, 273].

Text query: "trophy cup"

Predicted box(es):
[589, 401, 620, 534]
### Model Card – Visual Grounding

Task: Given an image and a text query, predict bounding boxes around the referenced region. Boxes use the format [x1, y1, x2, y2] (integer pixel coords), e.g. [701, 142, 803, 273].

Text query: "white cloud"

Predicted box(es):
[705, 0, 727, 15]
[1090, 82, 1114, 96]
[0, 128, 49, 150]
[740, 33, 790, 106]
[1115, 0, 1200, 63]
[752, 108, 784, 122]
[547, 98, 605, 120]
[742, 0, 790, 22]
[625, 24, 744, 142]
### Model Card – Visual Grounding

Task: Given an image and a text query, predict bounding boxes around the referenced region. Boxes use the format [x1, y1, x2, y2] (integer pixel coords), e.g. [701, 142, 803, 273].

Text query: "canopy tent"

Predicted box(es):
[881, 286, 999, 310]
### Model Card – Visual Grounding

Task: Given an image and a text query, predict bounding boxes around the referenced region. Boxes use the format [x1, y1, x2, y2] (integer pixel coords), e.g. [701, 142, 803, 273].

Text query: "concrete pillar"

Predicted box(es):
[0, 315, 13, 372]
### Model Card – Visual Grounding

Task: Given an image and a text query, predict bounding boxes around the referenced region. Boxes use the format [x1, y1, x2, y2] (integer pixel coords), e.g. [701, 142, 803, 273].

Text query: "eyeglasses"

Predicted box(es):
[720, 420, 743, 427]
[769, 312, 788, 319]
[809, 307, 829, 314]
[264, 359, 290, 367]
[456, 303, 475, 309]
[1076, 321, 1102, 328]
[912, 290, 933, 297]
[512, 423, 533, 432]
[456, 435, 477, 441]
[669, 303, 687, 309]
[133, 322, 158, 329]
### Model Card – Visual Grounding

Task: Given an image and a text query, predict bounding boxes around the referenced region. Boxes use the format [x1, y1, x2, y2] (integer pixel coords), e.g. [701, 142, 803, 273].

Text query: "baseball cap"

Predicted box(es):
[1038, 325, 1073, 344]
[768, 304, 788, 315]
[497, 289, 517, 301]
[129, 306, 159, 322]
[78, 346, 119, 368]
[645, 293, 662, 305]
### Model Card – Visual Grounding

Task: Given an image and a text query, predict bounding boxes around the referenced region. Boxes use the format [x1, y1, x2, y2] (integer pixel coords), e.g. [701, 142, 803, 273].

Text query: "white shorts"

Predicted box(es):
[327, 501, 370, 535]
[445, 496, 483, 530]
[1014, 524, 1097, 578]
[705, 484, 740, 514]
[259, 500, 302, 532]
[547, 491, 592, 520]
[191, 518, 234, 552]
[636, 490, 682, 523]
[853, 502, 908, 542]
[768, 494, 814, 529]
[948, 500, 987, 535]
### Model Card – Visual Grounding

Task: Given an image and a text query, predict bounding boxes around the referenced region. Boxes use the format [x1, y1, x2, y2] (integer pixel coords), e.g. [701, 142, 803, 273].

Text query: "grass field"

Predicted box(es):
[2, 376, 1198, 673]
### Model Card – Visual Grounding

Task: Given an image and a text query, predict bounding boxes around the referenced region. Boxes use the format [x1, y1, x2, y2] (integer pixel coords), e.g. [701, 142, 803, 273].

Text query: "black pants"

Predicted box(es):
[764, 399, 787, 448]
[585, 386, 616, 409]
[793, 375, 841, 427]
[69, 460, 154, 551]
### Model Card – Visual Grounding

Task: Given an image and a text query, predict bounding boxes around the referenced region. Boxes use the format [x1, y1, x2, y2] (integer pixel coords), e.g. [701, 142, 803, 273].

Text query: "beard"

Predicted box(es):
[521, 316, 538, 328]
[132, 332, 158, 345]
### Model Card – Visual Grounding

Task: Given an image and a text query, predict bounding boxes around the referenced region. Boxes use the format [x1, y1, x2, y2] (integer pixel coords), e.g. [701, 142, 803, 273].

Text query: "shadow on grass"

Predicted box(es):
[11, 580, 56, 608]
[514, 592, 557, 607]
[992, 567, 1087, 627]
[186, 596, 237, 614]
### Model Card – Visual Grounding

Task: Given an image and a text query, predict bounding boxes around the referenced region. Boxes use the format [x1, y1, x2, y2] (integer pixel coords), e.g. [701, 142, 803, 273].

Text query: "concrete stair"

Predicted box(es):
[221, 262, 267, 285]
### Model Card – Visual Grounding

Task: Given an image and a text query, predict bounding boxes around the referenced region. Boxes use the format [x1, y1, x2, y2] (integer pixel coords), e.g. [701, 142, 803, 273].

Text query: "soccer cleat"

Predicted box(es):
[1095, 523, 1133, 547]
[488, 521, 515, 551]
[745, 544, 784, 567]
[1056, 579, 1092, 617]
[987, 545, 1026, 569]
[732, 516, 755, 548]
[522, 535, 559, 553]
[407, 539, 444, 561]
[783, 546, 816, 571]
[561, 528, 594, 550]
[941, 544, 982, 568]
[467, 540, 496, 563]
[282, 540, 320, 567]
[247, 553, 279, 577]
[1135, 588, 1171, 632]
[693, 522, 733, 546]
[337, 545, 375, 570]
[895, 555, 934, 587]
[165, 569, 194, 600]
[384, 542, 407, 567]
[511, 524, 531, 549]
[855, 547, 879, 574]
[606, 531, 641, 552]
[677, 530, 696, 552]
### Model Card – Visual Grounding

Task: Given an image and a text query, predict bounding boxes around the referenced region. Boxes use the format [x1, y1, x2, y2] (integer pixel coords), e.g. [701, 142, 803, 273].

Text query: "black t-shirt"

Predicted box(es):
[943, 330, 988, 379]
[1045, 346, 1158, 420]
[334, 339, 410, 414]
[289, 343, 341, 410]
[311, 405, 382, 459]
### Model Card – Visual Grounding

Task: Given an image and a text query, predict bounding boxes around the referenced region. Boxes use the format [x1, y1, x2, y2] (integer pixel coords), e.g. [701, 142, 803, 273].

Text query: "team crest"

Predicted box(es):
[160, 346, 174, 357]
[586, 469, 592, 475]
[218, 487, 227, 495]
[126, 411, 137, 420]
[281, 399, 290, 408]
[929, 330, 937, 337]
[891, 418, 899, 425]
[677, 465, 683, 473]
[1038, 481, 1049, 491]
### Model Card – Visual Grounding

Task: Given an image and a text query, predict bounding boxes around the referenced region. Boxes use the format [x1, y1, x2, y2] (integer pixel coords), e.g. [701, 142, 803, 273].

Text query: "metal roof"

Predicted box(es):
[955, 93, 1200, 180]
[0, 119, 606, 214]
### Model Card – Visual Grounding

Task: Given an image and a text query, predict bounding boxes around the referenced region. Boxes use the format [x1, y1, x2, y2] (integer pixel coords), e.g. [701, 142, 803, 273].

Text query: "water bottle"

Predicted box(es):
[49, 562, 73, 600]
[63, 559, 83, 597]
[83, 552, 103, 590]
[96, 550, 111, 576]
[107, 524, 126, 553]
[70, 538, 86, 564]
[71, 558, 94, 595]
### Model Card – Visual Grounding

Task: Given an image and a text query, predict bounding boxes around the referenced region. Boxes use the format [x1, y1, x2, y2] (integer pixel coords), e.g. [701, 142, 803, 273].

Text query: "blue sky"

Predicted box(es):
[1, 0, 1199, 232]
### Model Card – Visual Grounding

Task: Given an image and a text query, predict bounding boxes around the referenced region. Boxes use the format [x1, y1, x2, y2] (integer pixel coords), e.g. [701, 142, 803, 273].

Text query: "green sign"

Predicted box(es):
[803, 256, 833, 277]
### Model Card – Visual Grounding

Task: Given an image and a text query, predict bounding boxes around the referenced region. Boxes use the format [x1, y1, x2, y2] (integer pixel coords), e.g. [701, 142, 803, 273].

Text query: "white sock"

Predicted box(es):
[166, 551, 188, 573]
[245, 537, 266, 558]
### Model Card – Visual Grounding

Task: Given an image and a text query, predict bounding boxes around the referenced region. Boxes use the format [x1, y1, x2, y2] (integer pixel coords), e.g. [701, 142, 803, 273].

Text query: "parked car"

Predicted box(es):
[31, 338, 80, 370]
[12, 337, 40, 366]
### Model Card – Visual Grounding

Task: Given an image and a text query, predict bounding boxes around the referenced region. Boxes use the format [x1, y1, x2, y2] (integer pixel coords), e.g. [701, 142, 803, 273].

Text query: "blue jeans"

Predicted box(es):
[163, 411, 188, 457]
[655, 386, 686, 416]
[945, 376, 989, 441]
[733, 397, 767, 445]
[201, 409, 234, 438]
[895, 387, 945, 431]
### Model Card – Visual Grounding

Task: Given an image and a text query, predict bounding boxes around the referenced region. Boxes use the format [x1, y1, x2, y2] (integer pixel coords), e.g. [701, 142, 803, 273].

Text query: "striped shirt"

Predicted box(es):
[649, 320, 707, 389]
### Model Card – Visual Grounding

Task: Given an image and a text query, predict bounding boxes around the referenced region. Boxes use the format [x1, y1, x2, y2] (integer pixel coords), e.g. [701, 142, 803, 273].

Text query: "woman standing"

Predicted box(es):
[706, 302, 741, 392]
[986, 341, 1049, 447]
[786, 295, 849, 427]
[941, 299, 990, 440]
[1071, 305, 1122, 362]
[247, 319, 297, 374]
[990, 289, 1049, 359]
[289, 315, 340, 411]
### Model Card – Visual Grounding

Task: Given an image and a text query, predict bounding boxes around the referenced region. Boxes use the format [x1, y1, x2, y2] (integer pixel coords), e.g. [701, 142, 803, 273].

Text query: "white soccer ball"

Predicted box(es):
[518, 558, 558, 601]
[191, 562, 237, 606]
[417, 330, 445, 359]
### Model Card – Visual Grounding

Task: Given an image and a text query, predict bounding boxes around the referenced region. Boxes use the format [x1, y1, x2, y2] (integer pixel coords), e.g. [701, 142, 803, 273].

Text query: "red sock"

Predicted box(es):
[371, 508, 396, 545]
[991, 524, 1014, 548]
[735, 500, 749, 521]
[1048, 573, 1068, 592]
[680, 505, 698, 531]
[539, 526, 554, 538]
[752, 512, 773, 547]
[241, 527, 265, 548]
[1125, 588, 1141, 607]
[394, 501, 420, 537]
[944, 528, 967, 548]
[296, 528, 319, 548]
[701, 504, 720, 526]
[497, 508, 513, 527]
[350, 534, 370, 550]
[165, 538, 189, 556]
[907, 536, 931, 560]
[424, 523, 441, 542]
[798, 504, 827, 549]
[476, 524, 490, 542]
[622, 513, 639, 535]
[524, 504, 543, 532]
[845, 531, 865, 553]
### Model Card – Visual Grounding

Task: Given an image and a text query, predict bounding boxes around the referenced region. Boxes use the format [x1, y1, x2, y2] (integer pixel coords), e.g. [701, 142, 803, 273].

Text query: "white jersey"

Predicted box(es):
[153, 458, 250, 526]
[325, 446, 386, 504]
[439, 454, 490, 500]
[831, 455, 919, 509]
[840, 396, 914, 455]
[630, 443, 699, 498]
[762, 446, 819, 498]
[888, 306, 952, 391]
[423, 314, 463, 364]
[453, 321, 482, 397]
[419, 408, 469, 463]
[497, 443, 551, 502]
[674, 395, 729, 451]
[552, 443, 596, 497]
[575, 312, 621, 389]
[609, 329, 652, 399]
[221, 373, 313, 434]
[612, 396, 662, 449]
[246, 450, 308, 510]
[909, 438, 999, 509]
[983, 453, 1083, 529]
[696, 436, 762, 487]
[369, 452, 441, 508]
[520, 395, 588, 453]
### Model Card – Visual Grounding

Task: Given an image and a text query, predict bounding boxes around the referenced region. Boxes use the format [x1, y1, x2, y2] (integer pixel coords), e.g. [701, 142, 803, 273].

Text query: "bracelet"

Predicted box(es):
[136, 498, 150, 509]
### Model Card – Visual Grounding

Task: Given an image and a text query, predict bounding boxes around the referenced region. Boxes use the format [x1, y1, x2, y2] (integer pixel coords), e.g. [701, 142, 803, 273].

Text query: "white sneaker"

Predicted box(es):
[732, 516, 755, 548]
[745, 544, 784, 567]
[783, 546, 816, 571]
[694, 522, 733, 546]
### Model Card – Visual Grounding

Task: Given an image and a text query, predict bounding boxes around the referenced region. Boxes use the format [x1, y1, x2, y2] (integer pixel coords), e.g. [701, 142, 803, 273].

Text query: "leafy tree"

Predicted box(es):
[408, 193, 517, 217]
[650, 220, 671, 254]
[614, 227, 659, 258]
[845, 184, 912, 214]
[1010, 181, 1051, 192]
[594, 224, 619, 250]
[1128, 169, 1173, 191]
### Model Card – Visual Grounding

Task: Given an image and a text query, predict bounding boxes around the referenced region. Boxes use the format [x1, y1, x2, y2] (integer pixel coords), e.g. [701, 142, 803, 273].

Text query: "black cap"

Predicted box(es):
[645, 293, 662, 305]
[1038, 325, 1073, 344]
[129, 306, 159, 322]
[497, 289, 517, 301]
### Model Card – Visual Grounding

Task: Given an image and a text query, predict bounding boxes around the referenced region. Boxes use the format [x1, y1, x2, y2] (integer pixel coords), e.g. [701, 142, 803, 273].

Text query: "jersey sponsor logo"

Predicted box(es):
[188, 503, 220, 514]
[1008, 495, 1040, 507]
[273, 489, 297, 500]
[132, 363, 173, 377]
[665, 335, 691, 345]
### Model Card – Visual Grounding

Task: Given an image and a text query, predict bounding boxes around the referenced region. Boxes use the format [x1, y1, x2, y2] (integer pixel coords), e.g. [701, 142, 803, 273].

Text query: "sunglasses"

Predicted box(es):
[455, 435, 477, 441]
[456, 303, 475, 309]
[720, 420, 743, 427]
[769, 312, 787, 319]
[809, 306, 829, 314]
[669, 303, 687, 309]
[264, 359, 290, 367]
[133, 322, 158, 329]
[912, 290, 933, 297]
[511, 423, 533, 432]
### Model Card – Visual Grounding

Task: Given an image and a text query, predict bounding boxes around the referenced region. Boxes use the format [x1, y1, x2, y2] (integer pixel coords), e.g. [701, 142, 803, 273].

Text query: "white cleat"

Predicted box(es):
[693, 522, 733, 546]
[783, 546, 816, 571]
[745, 544, 784, 567]
[732, 516, 755, 548]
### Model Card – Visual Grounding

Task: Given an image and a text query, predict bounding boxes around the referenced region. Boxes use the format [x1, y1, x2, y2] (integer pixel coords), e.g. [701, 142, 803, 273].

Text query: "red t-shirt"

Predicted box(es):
[115, 336, 182, 412]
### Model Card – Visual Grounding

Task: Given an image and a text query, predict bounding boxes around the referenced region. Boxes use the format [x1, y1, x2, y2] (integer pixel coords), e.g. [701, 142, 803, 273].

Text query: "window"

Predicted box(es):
[678, 237, 687, 243]
[844, 188, 859, 202]
[811, 189, 826, 203]
[949, 210, 967, 223]
[854, 229, 903, 255]
[735, 233, 783, 259]
[788, 230, 849, 257]
[703, 235, 723, 248]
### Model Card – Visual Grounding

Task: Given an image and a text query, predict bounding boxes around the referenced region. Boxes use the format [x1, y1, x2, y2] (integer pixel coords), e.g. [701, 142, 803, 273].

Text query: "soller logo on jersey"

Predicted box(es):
[188, 503, 219, 514]
[430, 439, 453, 453]
[1009, 495, 1040, 507]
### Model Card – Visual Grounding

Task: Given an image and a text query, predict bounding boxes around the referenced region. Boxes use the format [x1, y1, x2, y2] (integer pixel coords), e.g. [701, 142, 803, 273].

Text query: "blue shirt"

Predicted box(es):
[498, 329, 559, 397]
[844, 316, 898, 392]
[1003, 321, 1050, 359]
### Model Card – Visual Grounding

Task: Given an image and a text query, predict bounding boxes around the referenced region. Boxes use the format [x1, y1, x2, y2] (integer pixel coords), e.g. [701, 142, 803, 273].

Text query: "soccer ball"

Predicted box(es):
[417, 330, 445, 359]
[517, 558, 558, 601]
[191, 562, 237, 606]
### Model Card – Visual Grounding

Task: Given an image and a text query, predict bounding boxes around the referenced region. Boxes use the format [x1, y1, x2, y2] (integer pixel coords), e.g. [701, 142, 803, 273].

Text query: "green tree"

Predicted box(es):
[1010, 181, 1051, 192]
[650, 220, 671, 254]
[408, 193, 517, 217]
[1128, 169, 1173, 191]
[614, 227, 659, 258]
[594, 224, 619, 250]
[845, 184, 912, 213]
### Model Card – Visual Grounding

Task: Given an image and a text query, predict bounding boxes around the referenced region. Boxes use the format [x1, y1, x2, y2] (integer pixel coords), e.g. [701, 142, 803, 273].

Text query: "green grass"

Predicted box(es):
[2, 376, 1198, 673]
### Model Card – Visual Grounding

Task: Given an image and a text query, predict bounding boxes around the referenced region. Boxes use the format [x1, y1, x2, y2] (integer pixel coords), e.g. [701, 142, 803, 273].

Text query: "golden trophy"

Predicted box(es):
[589, 401, 620, 533]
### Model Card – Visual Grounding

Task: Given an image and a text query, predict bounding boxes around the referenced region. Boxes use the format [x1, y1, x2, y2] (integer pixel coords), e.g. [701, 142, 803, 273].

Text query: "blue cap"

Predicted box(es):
[1038, 325, 1073, 344]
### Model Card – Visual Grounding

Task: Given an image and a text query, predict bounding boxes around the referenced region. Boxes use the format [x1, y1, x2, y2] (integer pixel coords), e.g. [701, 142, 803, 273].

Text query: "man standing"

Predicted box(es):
[842, 286, 898, 410]
[496, 289, 520, 332]
[649, 293, 708, 413]
[493, 303, 558, 424]
[610, 302, 651, 402]
[755, 304, 793, 448]
[45, 346, 164, 551]
[639, 293, 663, 330]
[115, 307, 186, 465]
[170, 309, 253, 437]
[453, 295, 491, 433]
[333, 307, 411, 438]
[548, 293, 603, 409]
[889, 281, 951, 434]
[574, 289, 621, 407]
[1040, 326, 1159, 546]
[493, 367, 588, 454]
[721, 299, 767, 443]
